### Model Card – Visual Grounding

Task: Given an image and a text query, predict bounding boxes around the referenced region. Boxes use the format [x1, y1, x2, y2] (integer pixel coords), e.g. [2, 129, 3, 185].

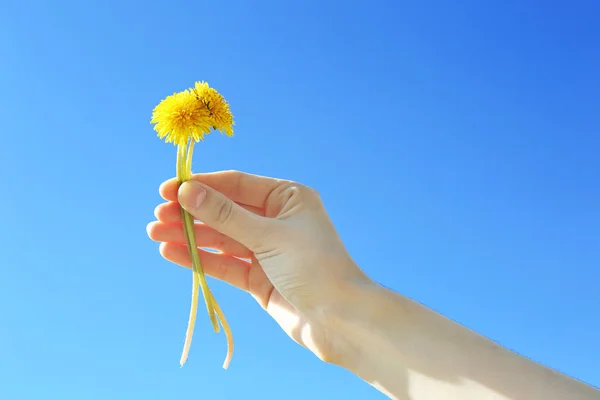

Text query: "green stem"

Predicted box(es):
[182, 209, 219, 333]
[186, 140, 195, 173]
[179, 215, 200, 367]
[177, 142, 219, 367]
[182, 140, 219, 332]
[175, 139, 234, 368]
[211, 290, 234, 369]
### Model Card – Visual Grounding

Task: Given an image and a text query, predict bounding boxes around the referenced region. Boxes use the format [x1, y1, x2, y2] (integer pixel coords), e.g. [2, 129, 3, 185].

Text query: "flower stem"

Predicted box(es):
[185, 140, 194, 173]
[177, 142, 220, 367]
[211, 290, 234, 369]
[182, 210, 220, 333]
[181, 141, 219, 332]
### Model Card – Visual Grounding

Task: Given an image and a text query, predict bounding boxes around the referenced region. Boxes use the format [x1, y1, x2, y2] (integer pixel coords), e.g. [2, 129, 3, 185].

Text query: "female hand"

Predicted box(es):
[147, 170, 369, 363]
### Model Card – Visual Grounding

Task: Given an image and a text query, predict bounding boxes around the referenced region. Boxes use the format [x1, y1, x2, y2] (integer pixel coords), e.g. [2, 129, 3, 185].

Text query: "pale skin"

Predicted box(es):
[147, 170, 600, 400]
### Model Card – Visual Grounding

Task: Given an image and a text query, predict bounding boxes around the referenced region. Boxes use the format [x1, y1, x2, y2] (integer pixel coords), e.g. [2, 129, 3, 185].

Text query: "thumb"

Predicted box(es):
[178, 180, 270, 250]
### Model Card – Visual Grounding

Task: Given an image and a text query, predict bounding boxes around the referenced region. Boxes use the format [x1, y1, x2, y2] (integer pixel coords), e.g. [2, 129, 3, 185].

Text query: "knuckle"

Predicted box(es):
[296, 184, 322, 206]
[223, 169, 241, 179]
[304, 185, 321, 199]
[288, 181, 317, 197]
[283, 181, 318, 199]
[215, 199, 234, 225]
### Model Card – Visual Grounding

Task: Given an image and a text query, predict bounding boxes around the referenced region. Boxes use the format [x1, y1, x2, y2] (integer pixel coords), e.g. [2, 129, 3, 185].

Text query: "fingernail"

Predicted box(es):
[178, 181, 207, 210]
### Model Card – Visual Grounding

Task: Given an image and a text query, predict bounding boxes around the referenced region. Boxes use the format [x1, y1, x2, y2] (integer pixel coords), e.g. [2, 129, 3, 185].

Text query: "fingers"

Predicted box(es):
[154, 201, 264, 224]
[160, 243, 250, 291]
[159, 170, 287, 209]
[177, 180, 275, 250]
[147, 221, 252, 259]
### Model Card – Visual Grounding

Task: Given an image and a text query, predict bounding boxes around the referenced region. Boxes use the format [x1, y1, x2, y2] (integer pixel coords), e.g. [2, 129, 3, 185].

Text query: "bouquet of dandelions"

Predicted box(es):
[151, 81, 235, 369]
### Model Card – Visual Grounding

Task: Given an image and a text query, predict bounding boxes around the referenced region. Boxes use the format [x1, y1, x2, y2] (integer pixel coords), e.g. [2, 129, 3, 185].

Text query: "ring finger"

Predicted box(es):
[160, 243, 250, 291]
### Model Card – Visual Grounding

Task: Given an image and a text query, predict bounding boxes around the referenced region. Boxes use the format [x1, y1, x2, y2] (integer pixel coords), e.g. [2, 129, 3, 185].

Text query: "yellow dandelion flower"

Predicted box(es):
[192, 81, 235, 137]
[151, 89, 213, 145]
[150, 82, 235, 370]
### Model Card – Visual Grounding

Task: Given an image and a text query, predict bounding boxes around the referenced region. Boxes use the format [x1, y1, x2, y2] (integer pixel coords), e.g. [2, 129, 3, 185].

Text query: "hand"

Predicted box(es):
[147, 170, 369, 363]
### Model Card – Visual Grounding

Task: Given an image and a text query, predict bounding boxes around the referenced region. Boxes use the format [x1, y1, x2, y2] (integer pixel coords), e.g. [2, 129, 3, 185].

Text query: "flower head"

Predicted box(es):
[151, 82, 235, 145]
[151, 89, 213, 145]
[193, 81, 235, 137]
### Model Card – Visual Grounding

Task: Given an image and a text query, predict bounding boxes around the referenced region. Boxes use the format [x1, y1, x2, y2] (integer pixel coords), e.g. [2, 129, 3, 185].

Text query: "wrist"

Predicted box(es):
[315, 274, 405, 370]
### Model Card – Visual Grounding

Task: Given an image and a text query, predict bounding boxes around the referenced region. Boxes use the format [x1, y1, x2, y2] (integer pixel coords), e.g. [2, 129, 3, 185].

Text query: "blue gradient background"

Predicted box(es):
[1, 1, 598, 398]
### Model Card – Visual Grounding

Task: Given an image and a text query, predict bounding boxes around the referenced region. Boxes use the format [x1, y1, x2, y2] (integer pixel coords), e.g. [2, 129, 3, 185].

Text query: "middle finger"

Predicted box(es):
[147, 221, 252, 259]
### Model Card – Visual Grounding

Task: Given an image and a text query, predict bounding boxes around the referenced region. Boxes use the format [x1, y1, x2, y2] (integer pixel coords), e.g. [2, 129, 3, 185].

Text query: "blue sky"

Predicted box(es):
[1, 0, 599, 398]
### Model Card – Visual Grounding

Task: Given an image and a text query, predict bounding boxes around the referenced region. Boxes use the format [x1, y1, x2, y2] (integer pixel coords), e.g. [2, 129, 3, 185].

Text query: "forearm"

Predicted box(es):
[326, 279, 599, 400]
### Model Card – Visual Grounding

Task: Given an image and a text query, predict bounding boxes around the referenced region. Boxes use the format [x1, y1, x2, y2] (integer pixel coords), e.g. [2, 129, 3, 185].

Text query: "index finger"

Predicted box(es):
[159, 170, 287, 208]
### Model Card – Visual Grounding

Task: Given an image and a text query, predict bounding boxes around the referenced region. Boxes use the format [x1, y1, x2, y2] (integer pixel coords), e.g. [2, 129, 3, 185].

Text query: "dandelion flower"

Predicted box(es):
[151, 89, 213, 145]
[192, 81, 235, 137]
[150, 82, 235, 370]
